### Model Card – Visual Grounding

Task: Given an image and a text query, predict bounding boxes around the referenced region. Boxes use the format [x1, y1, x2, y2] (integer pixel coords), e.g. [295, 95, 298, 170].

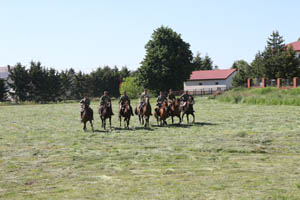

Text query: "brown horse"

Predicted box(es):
[154, 101, 168, 126]
[181, 96, 195, 124]
[81, 105, 94, 132]
[98, 102, 113, 130]
[119, 100, 131, 129]
[168, 98, 181, 124]
[135, 97, 152, 127]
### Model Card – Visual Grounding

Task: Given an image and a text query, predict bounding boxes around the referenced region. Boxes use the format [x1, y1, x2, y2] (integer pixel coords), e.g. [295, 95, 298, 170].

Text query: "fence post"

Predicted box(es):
[247, 78, 252, 88]
[277, 78, 281, 88]
[293, 77, 298, 88]
[262, 78, 266, 88]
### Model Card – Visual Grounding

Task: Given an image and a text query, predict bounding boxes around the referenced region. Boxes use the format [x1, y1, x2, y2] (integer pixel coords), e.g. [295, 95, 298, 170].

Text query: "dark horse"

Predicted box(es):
[119, 100, 131, 129]
[135, 97, 152, 127]
[81, 105, 94, 132]
[98, 102, 113, 130]
[181, 96, 195, 124]
[154, 101, 168, 126]
[168, 98, 181, 124]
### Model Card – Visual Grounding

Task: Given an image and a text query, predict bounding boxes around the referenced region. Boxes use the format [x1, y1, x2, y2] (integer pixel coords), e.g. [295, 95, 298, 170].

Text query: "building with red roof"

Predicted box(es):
[286, 39, 300, 56]
[184, 69, 237, 92]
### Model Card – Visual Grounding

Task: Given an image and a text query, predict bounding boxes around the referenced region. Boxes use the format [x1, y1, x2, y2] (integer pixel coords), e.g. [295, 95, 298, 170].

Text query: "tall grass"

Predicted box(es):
[216, 87, 300, 106]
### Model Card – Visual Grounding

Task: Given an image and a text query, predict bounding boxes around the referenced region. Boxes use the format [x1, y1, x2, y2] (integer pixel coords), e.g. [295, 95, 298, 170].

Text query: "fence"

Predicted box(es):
[248, 77, 299, 89]
[174, 87, 228, 96]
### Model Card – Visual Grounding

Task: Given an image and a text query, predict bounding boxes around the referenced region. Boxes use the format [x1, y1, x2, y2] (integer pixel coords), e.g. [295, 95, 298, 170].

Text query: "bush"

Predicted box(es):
[120, 77, 143, 99]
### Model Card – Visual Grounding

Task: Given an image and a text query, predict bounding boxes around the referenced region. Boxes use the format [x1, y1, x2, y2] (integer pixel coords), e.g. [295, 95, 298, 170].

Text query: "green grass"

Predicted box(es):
[1, 97, 300, 199]
[216, 87, 300, 106]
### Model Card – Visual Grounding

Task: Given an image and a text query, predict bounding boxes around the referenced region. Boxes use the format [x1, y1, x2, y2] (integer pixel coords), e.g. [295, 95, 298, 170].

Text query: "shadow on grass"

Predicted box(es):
[134, 126, 154, 131]
[154, 122, 218, 128]
[93, 129, 108, 133]
[114, 127, 134, 131]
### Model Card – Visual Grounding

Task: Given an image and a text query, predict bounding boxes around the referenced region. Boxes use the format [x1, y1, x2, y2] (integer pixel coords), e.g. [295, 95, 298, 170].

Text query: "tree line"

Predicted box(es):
[1, 61, 132, 102]
[232, 31, 300, 87]
[2, 28, 299, 102]
[1, 26, 216, 102]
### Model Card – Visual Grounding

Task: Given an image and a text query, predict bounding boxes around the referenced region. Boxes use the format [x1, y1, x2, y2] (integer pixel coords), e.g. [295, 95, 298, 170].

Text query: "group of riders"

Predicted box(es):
[80, 89, 195, 122]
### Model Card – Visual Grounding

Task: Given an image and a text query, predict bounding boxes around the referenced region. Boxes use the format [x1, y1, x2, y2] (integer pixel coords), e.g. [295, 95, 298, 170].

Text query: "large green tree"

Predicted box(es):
[137, 26, 193, 93]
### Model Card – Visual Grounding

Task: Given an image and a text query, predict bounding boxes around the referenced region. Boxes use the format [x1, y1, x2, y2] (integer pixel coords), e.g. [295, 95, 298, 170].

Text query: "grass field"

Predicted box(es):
[1, 97, 300, 199]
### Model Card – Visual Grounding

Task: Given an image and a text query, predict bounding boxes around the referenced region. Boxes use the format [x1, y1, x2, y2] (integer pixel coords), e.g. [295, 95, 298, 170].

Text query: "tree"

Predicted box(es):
[90, 66, 121, 98]
[60, 68, 76, 100]
[192, 52, 203, 70]
[120, 77, 143, 99]
[137, 26, 193, 93]
[73, 71, 90, 99]
[47, 68, 62, 102]
[28, 61, 49, 102]
[0, 78, 8, 101]
[251, 31, 300, 79]
[231, 60, 251, 87]
[201, 55, 214, 70]
[8, 63, 31, 102]
[119, 66, 131, 79]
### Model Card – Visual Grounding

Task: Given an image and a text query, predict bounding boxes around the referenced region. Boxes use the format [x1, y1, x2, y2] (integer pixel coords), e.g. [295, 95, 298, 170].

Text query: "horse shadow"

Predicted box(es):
[133, 126, 154, 131]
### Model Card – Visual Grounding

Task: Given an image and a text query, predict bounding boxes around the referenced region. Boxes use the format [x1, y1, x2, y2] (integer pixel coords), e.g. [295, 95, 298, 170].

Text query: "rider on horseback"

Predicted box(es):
[155, 91, 167, 116]
[99, 91, 114, 115]
[139, 89, 152, 115]
[80, 94, 90, 113]
[80, 94, 92, 122]
[180, 91, 195, 113]
[119, 91, 134, 116]
[168, 89, 176, 101]
[167, 89, 176, 104]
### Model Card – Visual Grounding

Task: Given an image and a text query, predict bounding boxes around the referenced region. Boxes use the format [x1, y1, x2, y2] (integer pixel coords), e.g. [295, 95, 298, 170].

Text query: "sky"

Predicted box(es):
[1, 0, 300, 72]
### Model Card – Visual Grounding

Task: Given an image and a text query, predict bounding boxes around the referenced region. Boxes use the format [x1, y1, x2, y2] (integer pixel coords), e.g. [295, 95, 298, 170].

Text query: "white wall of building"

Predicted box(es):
[184, 72, 236, 91]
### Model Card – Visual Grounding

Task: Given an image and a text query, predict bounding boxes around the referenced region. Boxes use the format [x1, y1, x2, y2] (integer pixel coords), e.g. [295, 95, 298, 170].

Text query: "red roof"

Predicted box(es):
[189, 69, 236, 80]
[287, 41, 300, 52]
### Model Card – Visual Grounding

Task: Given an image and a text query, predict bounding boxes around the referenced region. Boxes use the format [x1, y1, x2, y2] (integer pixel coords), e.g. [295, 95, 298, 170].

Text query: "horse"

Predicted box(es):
[135, 97, 152, 127]
[154, 101, 169, 126]
[119, 100, 131, 129]
[98, 102, 113, 130]
[81, 104, 94, 132]
[181, 96, 195, 124]
[168, 98, 181, 124]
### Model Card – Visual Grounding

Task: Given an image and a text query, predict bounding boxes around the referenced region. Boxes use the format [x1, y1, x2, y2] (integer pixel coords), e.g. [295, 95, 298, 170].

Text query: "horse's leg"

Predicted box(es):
[83, 121, 86, 131]
[109, 117, 112, 130]
[119, 116, 122, 127]
[182, 113, 185, 122]
[90, 120, 94, 132]
[172, 116, 174, 124]
[144, 117, 147, 127]
[103, 118, 106, 130]
[192, 113, 195, 123]
[187, 114, 189, 124]
[178, 114, 182, 124]
[101, 117, 104, 128]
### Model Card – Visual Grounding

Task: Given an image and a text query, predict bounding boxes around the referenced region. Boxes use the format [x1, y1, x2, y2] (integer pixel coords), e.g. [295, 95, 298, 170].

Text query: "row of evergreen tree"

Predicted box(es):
[1, 61, 132, 102]
[232, 31, 300, 87]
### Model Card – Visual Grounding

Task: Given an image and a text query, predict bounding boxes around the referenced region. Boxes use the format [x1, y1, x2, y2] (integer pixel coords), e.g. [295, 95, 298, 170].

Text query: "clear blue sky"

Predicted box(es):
[1, 0, 299, 72]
